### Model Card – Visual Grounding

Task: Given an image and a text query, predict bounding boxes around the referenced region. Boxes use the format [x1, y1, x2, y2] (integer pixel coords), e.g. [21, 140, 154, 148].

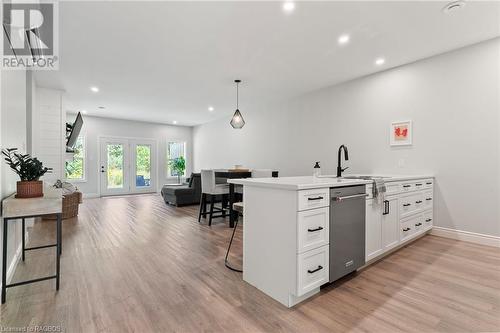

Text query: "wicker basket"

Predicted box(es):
[44, 191, 82, 220]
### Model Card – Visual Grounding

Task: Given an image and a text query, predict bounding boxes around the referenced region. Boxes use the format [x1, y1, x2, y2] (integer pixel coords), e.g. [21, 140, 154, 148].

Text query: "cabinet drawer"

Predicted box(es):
[297, 245, 329, 296]
[399, 192, 423, 218]
[385, 182, 401, 196]
[423, 190, 433, 210]
[400, 182, 415, 193]
[400, 217, 417, 241]
[297, 207, 329, 253]
[423, 179, 434, 189]
[424, 210, 433, 229]
[298, 188, 330, 211]
[413, 216, 425, 233]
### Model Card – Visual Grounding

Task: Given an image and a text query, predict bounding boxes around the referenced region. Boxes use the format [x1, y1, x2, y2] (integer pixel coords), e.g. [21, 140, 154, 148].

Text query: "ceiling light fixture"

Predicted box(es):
[208, 106, 214, 112]
[173, 120, 178, 125]
[81, 110, 87, 114]
[98, 106, 106, 109]
[283, 2, 295, 13]
[230, 79, 245, 129]
[375, 57, 385, 66]
[443, 1, 466, 13]
[90, 86, 99, 93]
[338, 34, 350, 45]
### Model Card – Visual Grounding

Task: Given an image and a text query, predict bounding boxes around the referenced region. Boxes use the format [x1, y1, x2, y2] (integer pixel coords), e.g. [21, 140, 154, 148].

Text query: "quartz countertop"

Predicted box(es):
[227, 174, 434, 191]
[228, 176, 372, 190]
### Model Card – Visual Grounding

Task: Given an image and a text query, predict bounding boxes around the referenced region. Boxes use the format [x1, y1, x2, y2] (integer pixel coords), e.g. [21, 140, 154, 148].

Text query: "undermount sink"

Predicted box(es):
[342, 175, 393, 180]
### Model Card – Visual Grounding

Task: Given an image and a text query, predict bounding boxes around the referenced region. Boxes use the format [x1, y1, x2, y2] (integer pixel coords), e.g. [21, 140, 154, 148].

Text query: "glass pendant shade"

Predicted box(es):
[230, 109, 245, 129]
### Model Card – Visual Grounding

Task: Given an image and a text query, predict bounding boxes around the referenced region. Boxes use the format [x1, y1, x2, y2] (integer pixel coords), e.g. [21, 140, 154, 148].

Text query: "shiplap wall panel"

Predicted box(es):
[33, 88, 65, 183]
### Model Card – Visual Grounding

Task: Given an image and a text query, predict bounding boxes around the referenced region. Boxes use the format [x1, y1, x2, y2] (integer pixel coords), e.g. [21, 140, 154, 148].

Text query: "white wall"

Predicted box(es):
[194, 38, 500, 237]
[0, 69, 28, 286]
[71, 115, 193, 196]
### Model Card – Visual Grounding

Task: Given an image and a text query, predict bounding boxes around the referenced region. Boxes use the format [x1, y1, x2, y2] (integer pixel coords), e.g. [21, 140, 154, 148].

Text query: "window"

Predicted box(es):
[167, 142, 186, 177]
[65, 135, 85, 181]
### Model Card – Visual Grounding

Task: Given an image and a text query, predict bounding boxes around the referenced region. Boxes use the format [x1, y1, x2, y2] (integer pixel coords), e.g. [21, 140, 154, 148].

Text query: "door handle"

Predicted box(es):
[333, 193, 368, 202]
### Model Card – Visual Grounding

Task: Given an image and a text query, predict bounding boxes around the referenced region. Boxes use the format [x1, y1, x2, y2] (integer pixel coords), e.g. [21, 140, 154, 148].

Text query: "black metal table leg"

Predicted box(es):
[22, 218, 25, 261]
[229, 184, 235, 228]
[224, 217, 242, 272]
[56, 213, 61, 290]
[2, 218, 8, 304]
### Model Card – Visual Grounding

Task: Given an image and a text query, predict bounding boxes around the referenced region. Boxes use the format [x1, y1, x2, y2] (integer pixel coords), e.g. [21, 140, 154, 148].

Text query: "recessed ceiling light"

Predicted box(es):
[98, 106, 106, 109]
[338, 34, 350, 45]
[90, 86, 99, 93]
[283, 2, 295, 12]
[173, 120, 178, 125]
[81, 110, 87, 114]
[375, 58, 385, 66]
[208, 106, 214, 112]
[443, 1, 466, 14]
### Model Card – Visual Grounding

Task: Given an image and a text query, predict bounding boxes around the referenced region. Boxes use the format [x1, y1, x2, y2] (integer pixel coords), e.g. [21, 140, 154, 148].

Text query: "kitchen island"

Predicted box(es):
[228, 175, 434, 307]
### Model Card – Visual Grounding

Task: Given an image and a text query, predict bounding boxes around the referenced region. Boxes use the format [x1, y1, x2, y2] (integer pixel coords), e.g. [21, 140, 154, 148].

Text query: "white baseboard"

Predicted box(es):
[7, 241, 23, 283]
[2, 228, 29, 290]
[83, 193, 99, 199]
[431, 227, 500, 248]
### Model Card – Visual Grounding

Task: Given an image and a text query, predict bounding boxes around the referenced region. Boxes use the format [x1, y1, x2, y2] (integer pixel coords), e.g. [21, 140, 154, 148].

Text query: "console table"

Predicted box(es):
[1, 185, 62, 303]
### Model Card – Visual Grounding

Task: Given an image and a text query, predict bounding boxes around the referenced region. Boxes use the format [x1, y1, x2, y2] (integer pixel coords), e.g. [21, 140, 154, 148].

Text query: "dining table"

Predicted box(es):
[214, 170, 279, 227]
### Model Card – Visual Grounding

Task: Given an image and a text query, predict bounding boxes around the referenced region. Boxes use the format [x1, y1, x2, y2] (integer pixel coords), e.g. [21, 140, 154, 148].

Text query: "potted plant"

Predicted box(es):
[2, 148, 52, 198]
[169, 156, 186, 184]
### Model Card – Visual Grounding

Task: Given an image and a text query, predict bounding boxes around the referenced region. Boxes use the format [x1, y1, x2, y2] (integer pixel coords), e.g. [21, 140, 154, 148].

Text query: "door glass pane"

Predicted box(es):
[136, 145, 151, 187]
[107, 144, 124, 189]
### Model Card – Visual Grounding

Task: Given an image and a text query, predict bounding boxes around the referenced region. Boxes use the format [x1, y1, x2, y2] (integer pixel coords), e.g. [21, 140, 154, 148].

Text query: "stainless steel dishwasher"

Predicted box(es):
[329, 185, 367, 282]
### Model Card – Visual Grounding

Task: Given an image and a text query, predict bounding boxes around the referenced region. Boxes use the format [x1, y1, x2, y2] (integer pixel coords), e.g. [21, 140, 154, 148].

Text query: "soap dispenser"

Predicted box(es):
[313, 161, 321, 177]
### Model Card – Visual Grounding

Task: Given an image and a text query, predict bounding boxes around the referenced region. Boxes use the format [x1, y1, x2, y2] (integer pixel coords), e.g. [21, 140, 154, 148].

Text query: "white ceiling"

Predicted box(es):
[35, 1, 500, 126]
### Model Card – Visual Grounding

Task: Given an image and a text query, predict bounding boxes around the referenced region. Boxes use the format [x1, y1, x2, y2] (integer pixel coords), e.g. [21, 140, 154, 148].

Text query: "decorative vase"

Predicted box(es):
[15, 180, 43, 198]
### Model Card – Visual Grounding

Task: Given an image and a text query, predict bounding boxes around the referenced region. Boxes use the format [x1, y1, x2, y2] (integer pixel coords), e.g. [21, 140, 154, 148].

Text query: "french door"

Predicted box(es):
[100, 137, 157, 196]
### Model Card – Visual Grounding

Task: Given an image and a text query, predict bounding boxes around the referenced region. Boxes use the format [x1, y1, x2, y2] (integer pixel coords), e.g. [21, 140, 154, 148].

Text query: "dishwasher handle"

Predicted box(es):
[332, 193, 368, 202]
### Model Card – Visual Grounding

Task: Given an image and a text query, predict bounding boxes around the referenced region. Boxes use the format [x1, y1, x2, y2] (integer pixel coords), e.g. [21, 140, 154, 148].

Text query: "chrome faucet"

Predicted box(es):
[337, 145, 349, 177]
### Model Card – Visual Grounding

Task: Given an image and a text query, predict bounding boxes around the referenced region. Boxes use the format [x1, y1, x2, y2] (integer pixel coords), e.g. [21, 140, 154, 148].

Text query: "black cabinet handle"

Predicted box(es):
[416, 183, 423, 186]
[403, 203, 411, 207]
[307, 265, 323, 274]
[308, 196, 324, 201]
[382, 200, 389, 215]
[426, 182, 432, 185]
[415, 200, 423, 204]
[426, 218, 432, 222]
[426, 198, 432, 201]
[415, 223, 422, 227]
[403, 228, 411, 232]
[307, 226, 324, 232]
[403, 185, 411, 188]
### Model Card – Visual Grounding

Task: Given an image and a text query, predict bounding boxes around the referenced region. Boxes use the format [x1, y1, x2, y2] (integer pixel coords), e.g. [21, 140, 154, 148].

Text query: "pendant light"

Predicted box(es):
[230, 79, 245, 129]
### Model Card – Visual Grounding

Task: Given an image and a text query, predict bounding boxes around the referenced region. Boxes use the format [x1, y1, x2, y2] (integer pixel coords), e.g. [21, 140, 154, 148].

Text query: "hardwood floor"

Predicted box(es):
[1, 194, 499, 332]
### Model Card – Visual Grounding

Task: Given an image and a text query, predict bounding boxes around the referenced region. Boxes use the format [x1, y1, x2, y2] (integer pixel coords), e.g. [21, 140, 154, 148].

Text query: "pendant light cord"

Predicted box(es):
[236, 81, 239, 109]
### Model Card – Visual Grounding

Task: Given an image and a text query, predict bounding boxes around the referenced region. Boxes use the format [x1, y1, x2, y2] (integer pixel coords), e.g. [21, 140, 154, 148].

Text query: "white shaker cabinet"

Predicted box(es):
[366, 199, 383, 261]
[382, 196, 400, 251]
[365, 177, 434, 263]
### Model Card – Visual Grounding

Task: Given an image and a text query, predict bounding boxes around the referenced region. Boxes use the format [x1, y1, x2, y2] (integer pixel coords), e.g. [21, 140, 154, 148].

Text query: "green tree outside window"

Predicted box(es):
[66, 136, 85, 180]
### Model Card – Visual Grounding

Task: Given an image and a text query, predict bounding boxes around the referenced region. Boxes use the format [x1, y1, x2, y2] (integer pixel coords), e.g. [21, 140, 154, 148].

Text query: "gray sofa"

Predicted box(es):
[161, 173, 201, 206]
